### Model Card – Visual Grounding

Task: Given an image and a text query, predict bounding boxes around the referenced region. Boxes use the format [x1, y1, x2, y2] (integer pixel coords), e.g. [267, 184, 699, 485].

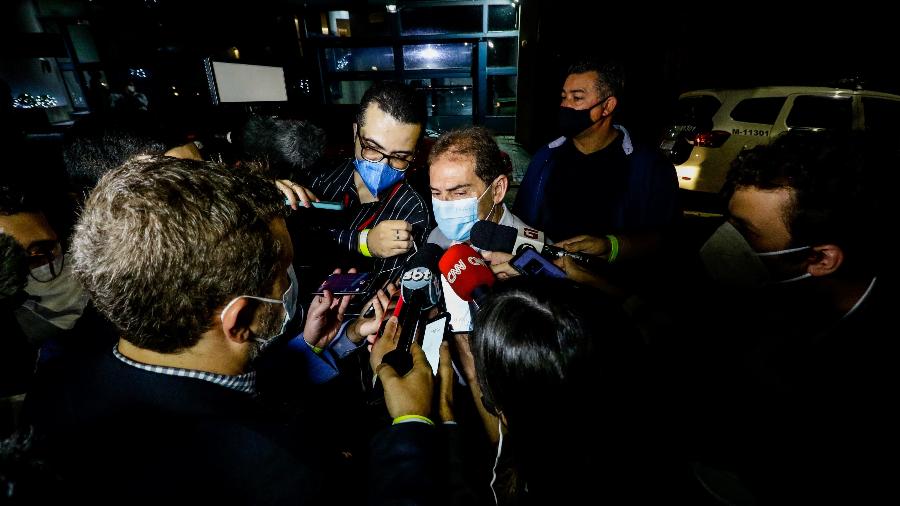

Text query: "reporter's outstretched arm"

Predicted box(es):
[368, 320, 438, 505]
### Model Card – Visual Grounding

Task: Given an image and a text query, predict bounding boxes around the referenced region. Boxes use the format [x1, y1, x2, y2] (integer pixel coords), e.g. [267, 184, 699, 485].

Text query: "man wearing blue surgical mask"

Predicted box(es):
[292, 82, 431, 303]
[682, 132, 897, 505]
[428, 127, 524, 244]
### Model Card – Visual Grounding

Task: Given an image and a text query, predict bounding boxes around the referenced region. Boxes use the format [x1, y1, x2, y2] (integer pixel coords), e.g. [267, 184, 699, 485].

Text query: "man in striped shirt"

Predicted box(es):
[300, 82, 432, 303]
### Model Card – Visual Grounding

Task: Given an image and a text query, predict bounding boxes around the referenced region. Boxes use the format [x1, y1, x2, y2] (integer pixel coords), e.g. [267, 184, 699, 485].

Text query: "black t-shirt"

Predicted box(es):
[542, 134, 630, 242]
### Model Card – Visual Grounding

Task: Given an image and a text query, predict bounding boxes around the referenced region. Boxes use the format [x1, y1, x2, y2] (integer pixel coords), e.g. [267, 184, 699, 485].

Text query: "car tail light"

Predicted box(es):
[693, 130, 731, 148]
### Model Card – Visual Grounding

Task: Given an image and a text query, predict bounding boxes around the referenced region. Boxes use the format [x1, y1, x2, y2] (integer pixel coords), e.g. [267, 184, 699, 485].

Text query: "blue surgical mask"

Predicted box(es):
[220, 265, 299, 346]
[354, 158, 405, 196]
[432, 183, 494, 242]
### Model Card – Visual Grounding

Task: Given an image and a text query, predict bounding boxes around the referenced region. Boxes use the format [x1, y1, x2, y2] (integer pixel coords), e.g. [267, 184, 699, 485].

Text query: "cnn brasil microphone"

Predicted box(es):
[438, 243, 496, 310]
[470, 220, 602, 269]
[378, 244, 444, 376]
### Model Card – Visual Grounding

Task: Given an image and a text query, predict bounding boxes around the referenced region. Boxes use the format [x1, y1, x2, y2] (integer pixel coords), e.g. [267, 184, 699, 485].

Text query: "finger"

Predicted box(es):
[553, 256, 567, 271]
[381, 316, 401, 344]
[289, 182, 311, 208]
[302, 188, 319, 203]
[336, 291, 352, 316]
[438, 341, 452, 382]
[276, 180, 299, 210]
[385, 283, 399, 297]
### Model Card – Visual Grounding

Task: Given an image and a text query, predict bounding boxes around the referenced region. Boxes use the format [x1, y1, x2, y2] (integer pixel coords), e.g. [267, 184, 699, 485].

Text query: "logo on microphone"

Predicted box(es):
[402, 267, 433, 290]
[523, 227, 539, 240]
[444, 256, 487, 284]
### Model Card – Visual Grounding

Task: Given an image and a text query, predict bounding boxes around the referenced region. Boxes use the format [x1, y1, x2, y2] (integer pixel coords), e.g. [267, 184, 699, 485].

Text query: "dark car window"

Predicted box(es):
[786, 95, 852, 131]
[863, 97, 900, 135]
[674, 95, 720, 129]
[730, 97, 786, 124]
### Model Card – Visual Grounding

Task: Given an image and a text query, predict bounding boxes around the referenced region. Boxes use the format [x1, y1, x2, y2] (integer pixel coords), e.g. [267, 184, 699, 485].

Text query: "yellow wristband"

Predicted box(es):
[358, 229, 372, 257]
[392, 414, 434, 426]
[606, 234, 619, 264]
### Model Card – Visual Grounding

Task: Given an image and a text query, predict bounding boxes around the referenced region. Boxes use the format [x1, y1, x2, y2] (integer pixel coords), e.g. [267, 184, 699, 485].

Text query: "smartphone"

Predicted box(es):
[421, 312, 449, 375]
[310, 200, 344, 210]
[283, 198, 345, 211]
[511, 248, 567, 278]
[313, 272, 372, 295]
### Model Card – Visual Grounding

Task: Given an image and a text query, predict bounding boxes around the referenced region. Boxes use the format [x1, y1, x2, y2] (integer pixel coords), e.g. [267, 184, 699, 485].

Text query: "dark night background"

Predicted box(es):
[2, 0, 897, 164]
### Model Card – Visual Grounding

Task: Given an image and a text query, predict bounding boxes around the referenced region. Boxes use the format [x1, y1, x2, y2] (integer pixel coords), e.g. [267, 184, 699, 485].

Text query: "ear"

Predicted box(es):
[600, 96, 617, 119]
[492, 175, 509, 204]
[806, 244, 843, 277]
[220, 297, 256, 345]
[352, 122, 358, 139]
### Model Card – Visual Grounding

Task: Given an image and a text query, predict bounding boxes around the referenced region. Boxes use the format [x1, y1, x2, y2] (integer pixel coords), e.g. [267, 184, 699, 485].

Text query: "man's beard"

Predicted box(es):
[248, 302, 282, 362]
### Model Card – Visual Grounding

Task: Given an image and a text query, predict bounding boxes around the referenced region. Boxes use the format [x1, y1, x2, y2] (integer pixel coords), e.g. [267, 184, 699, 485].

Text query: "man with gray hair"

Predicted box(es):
[26, 156, 438, 504]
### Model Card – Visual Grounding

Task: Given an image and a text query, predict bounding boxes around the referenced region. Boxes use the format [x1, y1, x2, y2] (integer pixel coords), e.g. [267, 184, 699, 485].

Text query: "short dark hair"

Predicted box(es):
[428, 127, 510, 185]
[725, 131, 893, 275]
[356, 81, 426, 129]
[567, 59, 624, 100]
[0, 232, 28, 308]
[233, 116, 326, 179]
[472, 276, 644, 500]
[62, 125, 167, 191]
[71, 156, 285, 353]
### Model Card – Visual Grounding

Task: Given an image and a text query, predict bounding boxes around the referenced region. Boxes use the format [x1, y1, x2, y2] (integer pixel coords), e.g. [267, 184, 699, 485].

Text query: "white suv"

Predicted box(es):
[660, 86, 900, 193]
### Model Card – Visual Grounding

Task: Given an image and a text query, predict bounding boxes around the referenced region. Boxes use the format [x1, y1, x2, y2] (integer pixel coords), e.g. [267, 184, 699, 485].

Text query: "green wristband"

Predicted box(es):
[606, 234, 619, 264]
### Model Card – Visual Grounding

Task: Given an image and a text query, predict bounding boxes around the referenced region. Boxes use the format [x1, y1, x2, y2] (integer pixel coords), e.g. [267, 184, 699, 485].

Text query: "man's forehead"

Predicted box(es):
[564, 71, 600, 91]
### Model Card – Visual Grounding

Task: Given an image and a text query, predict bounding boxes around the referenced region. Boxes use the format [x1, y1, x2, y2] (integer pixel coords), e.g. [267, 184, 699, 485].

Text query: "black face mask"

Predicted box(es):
[557, 97, 608, 138]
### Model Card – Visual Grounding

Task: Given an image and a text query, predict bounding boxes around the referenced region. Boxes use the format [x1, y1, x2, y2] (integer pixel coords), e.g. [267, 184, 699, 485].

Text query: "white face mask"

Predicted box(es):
[700, 222, 811, 288]
[15, 254, 89, 342]
[220, 265, 299, 348]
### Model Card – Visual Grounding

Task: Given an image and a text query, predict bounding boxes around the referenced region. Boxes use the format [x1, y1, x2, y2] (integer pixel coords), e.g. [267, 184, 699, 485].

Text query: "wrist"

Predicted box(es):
[346, 318, 364, 344]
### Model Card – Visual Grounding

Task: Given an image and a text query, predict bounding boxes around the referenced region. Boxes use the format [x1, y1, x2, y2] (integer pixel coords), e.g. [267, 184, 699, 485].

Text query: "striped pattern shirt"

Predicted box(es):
[307, 160, 432, 296]
[112, 345, 257, 394]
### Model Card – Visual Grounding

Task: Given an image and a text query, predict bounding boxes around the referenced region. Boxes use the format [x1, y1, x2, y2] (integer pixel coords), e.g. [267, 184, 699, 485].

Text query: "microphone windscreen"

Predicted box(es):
[470, 220, 517, 252]
[438, 244, 495, 301]
[404, 243, 444, 271]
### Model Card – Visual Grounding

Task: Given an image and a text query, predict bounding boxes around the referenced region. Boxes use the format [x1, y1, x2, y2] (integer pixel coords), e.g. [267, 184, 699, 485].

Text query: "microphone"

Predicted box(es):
[470, 220, 602, 268]
[379, 244, 444, 376]
[438, 244, 495, 309]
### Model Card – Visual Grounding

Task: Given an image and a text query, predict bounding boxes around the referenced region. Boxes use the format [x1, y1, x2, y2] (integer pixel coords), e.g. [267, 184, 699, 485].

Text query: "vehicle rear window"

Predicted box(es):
[863, 97, 900, 135]
[786, 95, 852, 131]
[730, 97, 786, 124]
[674, 95, 720, 129]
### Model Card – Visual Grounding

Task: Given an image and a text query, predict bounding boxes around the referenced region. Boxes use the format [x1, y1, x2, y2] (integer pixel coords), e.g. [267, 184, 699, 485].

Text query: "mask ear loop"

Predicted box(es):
[482, 179, 499, 222]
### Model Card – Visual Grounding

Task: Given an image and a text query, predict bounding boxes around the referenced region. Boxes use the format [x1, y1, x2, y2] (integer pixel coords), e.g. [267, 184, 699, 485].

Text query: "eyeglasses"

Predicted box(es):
[27, 240, 64, 282]
[356, 131, 415, 171]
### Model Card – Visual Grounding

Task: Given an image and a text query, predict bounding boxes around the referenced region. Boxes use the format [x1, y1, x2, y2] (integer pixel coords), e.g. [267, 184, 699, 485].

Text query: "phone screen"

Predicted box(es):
[422, 313, 449, 375]
[313, 272, 372, 295]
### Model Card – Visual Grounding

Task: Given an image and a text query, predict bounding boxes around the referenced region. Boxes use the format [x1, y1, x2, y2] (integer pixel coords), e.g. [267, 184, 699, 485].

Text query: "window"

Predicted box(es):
[786, 95, 852, 131]
[400, 6, 483, 35]
[488, 75, 517, 115]
[730, 97, 786, 124]
[863, 97, 900, 135]
[325, 47, 395, 72]
[674, 95, 720, 129]
[408, 78, 473, 117]
[403, 44, 472, 70]
[487, 38, 518, 67]
[488, 5, 518, 31]
[328, 80, 373, 105]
